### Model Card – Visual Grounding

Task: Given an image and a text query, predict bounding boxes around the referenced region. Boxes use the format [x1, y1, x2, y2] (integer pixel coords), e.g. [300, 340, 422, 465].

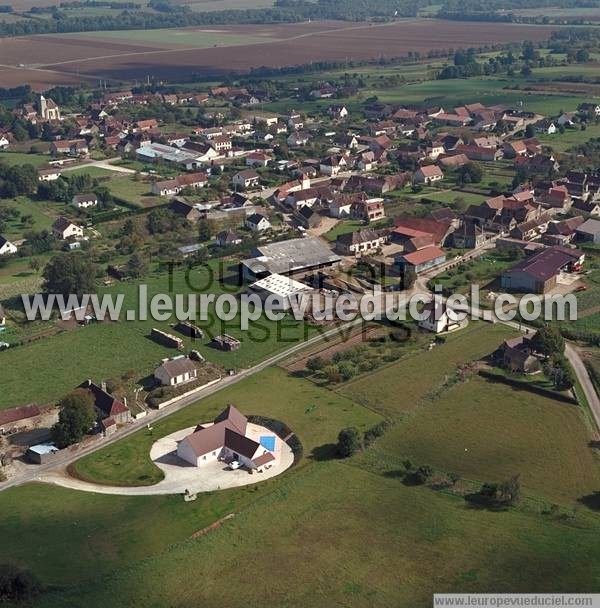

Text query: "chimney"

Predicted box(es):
[123, 397, 128, 407]
[101, 381, 107, 392]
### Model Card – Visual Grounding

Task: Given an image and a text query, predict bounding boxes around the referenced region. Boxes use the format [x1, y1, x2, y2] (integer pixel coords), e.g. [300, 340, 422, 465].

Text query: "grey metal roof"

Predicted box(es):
[242, 237, 340, 275]
[577, 218, 600, 235]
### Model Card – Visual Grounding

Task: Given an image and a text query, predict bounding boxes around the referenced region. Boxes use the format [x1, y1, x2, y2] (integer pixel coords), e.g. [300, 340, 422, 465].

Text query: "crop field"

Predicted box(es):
[0, 19, 557, 89]
[75, 27, 277, 47]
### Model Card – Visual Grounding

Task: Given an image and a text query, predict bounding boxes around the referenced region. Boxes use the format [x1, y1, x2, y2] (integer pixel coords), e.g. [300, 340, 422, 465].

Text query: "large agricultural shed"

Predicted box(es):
[241, 237, 341, 280]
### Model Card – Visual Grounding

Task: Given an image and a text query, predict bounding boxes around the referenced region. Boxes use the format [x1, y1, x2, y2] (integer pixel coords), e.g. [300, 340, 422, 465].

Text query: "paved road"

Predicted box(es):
[565, 342, 600, 430]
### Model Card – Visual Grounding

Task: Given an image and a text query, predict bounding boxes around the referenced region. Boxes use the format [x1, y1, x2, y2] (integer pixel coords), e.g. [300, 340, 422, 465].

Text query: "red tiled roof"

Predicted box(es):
[402, 246, 446, 265]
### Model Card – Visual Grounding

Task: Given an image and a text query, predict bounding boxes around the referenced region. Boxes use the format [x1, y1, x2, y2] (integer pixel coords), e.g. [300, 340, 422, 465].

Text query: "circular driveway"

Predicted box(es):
[38, 423, 294, 496]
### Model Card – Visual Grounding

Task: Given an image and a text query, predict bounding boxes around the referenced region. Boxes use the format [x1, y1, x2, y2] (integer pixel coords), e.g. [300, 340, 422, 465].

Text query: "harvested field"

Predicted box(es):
[0, 19, 557, 90]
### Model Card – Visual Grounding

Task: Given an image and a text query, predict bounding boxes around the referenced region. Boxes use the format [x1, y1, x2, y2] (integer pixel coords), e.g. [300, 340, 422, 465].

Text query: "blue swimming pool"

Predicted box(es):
[260, 435, 276, 451]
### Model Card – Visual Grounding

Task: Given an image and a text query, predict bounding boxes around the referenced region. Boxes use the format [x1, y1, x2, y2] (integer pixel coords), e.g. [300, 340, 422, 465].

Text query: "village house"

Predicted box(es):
[133, 119, 159, 132]
[245, 212, 271, 232]
[232, 169, 260, 190]
[154, 356, 198, 387]
[151, 172, 207, 196]
[177, 405, 276, 471]
[328, 105, 349, 120]
[0, 134, 10, 149]
[453, 220, 487, 249]
[336, 229, 388, 256]
[395, 246, 447, 274]
[543, 216, 585, 246]
[0, 235, 17, 256]
[246, 152, 271, 167]
[38, 168, 62, 182]
[287, 131, 310, 147]
[575, 218, 600, 244]
[320, 155, 347, 177]
[77, 379, 131, 425]
[438, 154, 469, 170]
[454, 144, 503, 162]
[294, 205, 322, 229]
[498, 335, 541, 374]
[72, 193, 98, 209]
[211, 135, 232, 153]
[169, 198, 202, 223]
[414, 165, 444, 185]
[216, 229, 243, 247]
[350, 198, 385, 223]
[509, 213, 552, 241]
[419, 301, 461, 334]
[52, 217, 83, 240]
[51, 139, 89, 157]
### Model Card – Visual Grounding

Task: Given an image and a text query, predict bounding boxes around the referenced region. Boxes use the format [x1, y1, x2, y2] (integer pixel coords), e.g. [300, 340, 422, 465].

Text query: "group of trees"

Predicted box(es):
[532, 325, 576, 391]
[52, 389, 96, 448]
[42, 251, 100, 297]
[0, 564, 42, 603]
[0, 162, 38, 198]
[336, 421, 389, 458]
[471, 475, 522, 508]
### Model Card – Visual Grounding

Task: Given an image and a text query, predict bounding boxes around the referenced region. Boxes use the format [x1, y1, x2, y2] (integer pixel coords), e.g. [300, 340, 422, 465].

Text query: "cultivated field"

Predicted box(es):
[0, 19, 557, 89]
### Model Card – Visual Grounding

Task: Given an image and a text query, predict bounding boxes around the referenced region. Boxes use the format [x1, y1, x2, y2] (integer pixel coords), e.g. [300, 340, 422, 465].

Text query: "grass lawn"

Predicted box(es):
[324, 218, 391, 242]
[0, 151, 51, 167]
[65, 168, 156, 206]
[71, 365, 382, 485]
[432, 249, 519, 294]
[20, 463, 600, 607]
[0, 196, 59, 239]
[0, 262, 319, 409]
[379, 375, 600, 505]
[338, 322, 517, 418]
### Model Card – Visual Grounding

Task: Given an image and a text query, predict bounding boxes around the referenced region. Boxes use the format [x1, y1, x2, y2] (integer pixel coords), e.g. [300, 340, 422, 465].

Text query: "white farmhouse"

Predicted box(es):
[419, 301, 461, 334]
[154, 356, 198, 387]
[0, 236, 17, 256]
[177, 405, 276, 471]
[52, 217, 84, 240]
[72, 193, 98, 209]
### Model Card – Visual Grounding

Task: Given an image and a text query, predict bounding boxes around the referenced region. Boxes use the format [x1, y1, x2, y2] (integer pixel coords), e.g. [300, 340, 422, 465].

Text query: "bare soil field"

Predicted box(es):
[0, 19, 557, 89]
